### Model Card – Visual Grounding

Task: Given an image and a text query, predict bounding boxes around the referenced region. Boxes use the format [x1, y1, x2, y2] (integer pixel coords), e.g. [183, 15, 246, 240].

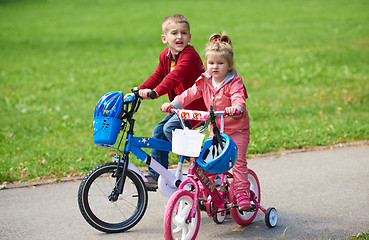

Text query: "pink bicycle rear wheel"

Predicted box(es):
[229, 169, 261, 226]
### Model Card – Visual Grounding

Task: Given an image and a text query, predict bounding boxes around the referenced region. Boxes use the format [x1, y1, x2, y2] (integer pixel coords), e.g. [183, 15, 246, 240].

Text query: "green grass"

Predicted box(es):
[329, 231, 369, 240]
[0, 0, 368, 183]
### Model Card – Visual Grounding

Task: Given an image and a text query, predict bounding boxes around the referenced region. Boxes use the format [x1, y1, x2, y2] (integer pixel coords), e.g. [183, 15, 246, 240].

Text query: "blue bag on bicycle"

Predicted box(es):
[197, 134, 238, 173]
[93, 91, 123, 148]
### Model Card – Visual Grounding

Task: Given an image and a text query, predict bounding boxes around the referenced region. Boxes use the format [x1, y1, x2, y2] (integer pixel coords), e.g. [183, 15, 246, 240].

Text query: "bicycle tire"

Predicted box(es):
[265, 207, 278, 228]
[78, 162, 148, 233]
[163, 189, 200, 240]
[229, 169, 261, 226]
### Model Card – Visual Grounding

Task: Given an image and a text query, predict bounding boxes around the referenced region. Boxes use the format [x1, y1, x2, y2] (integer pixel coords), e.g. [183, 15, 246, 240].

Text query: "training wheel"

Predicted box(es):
[212, 208, 226, 224]
[265, 207, 278, 228]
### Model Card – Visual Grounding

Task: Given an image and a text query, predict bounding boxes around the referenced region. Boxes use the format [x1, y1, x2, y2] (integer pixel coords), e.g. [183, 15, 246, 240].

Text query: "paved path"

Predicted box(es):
[1, 143, 368, 240]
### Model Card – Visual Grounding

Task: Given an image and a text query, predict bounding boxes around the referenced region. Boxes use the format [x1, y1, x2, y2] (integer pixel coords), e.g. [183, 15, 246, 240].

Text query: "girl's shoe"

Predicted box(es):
[236, 191, 252, 211]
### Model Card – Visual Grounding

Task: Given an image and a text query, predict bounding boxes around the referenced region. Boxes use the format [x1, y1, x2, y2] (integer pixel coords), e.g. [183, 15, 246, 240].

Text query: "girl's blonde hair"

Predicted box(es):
[204, 33, 235, 73]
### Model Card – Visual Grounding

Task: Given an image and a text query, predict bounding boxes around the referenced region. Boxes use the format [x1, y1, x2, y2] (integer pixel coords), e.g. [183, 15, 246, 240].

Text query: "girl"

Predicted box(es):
[161, 33, 251, 211]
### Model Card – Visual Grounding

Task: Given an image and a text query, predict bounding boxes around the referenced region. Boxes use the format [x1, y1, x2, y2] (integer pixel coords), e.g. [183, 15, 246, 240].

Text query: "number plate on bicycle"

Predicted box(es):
[174, 109, 210, 121]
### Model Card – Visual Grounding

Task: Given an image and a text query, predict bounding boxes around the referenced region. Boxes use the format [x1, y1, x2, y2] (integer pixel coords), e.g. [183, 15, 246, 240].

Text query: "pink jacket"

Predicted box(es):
[172, 71, 250, 136]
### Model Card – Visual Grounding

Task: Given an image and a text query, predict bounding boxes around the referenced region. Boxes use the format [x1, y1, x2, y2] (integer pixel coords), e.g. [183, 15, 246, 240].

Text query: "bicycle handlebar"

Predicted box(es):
[167, 107, 241, 116]
[168, 108, 241, 133]
[124, 88, 241, 133]
[147, 90, 157, 99]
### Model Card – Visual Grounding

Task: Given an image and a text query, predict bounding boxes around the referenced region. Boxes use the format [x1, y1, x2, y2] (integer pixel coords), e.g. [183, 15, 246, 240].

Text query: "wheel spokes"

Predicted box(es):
[172, 200, 191, 239]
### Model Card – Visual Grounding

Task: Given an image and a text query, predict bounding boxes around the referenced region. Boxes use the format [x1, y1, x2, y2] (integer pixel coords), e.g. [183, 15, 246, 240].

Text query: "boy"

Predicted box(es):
[139, 14, 206, 187]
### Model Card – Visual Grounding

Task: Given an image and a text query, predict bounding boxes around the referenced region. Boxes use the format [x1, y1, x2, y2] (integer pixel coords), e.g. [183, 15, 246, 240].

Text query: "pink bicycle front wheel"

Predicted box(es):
[163, 189, 201, 240]
[229, 169, 261, 226]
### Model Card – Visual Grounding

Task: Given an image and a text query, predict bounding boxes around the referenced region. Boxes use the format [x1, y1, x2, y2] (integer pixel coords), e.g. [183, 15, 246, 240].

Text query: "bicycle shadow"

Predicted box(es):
[196, 208, 365, 240]
[196, 211, 285, 240]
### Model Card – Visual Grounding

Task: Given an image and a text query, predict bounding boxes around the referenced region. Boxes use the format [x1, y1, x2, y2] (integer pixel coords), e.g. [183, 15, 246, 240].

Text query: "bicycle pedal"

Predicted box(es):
[243, 205, 257, 212]
[234, 204, 257, 212]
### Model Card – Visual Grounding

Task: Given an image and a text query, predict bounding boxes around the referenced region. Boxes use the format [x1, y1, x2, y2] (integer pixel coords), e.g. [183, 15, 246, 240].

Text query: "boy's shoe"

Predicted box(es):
[144, 174, 158, 191]
[236, 191, 252, 211]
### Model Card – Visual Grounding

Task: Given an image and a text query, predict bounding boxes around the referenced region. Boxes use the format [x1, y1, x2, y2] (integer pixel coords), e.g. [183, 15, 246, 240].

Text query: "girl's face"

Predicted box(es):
[206, 53, 232, 83]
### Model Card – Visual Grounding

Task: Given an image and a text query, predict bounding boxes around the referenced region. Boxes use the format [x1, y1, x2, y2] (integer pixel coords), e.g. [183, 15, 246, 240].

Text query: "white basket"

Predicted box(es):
[172, 128, 205, 157]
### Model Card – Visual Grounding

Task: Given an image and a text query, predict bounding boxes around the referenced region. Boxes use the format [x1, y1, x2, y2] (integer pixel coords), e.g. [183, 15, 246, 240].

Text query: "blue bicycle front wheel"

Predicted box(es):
[78, 162, 148, 233]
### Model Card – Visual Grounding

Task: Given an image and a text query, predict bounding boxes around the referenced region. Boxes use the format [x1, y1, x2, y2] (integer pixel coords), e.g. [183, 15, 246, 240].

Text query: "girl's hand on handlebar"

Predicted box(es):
[225, 106, 242, 116]
[161, 103, 174, 113]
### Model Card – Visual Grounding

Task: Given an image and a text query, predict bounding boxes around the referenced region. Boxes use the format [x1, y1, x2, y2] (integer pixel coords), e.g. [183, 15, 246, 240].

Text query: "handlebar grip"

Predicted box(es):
[167, 107, 174, 114]
[147, 91, 157, 99]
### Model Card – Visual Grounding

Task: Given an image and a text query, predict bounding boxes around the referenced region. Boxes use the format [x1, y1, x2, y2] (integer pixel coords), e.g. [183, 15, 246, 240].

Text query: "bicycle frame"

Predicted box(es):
[177, 157, 229, 221]
[123, 131, 184, 189]
[111, 87, 188, 195]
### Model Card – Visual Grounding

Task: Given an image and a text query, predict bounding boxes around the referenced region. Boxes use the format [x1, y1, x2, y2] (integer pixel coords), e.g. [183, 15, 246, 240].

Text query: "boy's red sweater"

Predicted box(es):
[140, 45, 206, 114]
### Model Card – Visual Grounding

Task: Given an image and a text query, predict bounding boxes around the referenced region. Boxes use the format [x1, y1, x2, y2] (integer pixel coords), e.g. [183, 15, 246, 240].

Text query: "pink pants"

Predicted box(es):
[229, 129, 250, 195]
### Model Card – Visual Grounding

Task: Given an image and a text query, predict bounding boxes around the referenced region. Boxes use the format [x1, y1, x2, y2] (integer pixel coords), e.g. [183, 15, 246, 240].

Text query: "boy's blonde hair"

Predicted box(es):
[205, 33, 235, 73]
[162, 14, 190, 34]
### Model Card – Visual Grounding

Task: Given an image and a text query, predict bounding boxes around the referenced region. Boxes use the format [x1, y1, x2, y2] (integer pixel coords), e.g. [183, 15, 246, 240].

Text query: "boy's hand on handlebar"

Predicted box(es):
[161, 103, 174, 113]
[139, 89, 157, 99]
[138, 89, 150, 99]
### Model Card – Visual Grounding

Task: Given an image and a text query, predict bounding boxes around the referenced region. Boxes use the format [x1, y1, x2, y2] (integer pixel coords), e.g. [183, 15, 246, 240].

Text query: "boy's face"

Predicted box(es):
[161, 22, 191, 55]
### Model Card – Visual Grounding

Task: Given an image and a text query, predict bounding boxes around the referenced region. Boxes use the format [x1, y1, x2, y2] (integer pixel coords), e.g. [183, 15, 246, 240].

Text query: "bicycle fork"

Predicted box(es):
[108, 153, 129, 202]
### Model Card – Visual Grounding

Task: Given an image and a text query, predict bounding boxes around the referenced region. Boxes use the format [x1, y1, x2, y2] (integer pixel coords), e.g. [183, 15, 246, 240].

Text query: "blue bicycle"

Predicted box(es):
[78, 87, 197, 233]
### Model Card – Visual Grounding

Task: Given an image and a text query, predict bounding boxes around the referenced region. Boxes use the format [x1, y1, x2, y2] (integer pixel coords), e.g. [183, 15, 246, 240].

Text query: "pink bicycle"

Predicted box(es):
[163, 107, 277, 240]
